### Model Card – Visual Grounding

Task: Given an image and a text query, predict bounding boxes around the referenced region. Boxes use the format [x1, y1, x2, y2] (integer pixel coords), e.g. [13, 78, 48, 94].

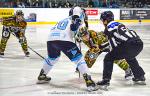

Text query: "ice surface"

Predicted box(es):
[0, 23, 150, 96]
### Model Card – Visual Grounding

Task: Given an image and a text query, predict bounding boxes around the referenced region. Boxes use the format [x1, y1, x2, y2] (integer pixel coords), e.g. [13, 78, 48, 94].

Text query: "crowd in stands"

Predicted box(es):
[0, 0, 150, 8]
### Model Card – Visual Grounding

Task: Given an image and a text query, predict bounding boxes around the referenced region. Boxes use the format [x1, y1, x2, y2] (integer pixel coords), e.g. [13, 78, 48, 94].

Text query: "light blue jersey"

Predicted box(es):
[48, 17, 85, 43]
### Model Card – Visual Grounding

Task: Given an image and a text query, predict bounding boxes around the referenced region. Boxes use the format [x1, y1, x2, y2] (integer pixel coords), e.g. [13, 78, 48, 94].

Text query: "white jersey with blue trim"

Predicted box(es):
[48, 17, 74, 42]
[48, 16, 85, 42]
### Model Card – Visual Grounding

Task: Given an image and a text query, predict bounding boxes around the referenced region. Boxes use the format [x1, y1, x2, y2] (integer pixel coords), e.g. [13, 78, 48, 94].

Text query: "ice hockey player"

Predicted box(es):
[0, 10, 30, 57]
[78, 27, 133, 80]
[69, 6, 89, 74]
[36, 6, 97, 92]
[97, 11, 146, 90]
[70, 7, 132, 80]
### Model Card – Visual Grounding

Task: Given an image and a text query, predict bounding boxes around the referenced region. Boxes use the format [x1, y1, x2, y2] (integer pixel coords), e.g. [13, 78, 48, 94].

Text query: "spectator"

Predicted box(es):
[13, 2, 18, 8]
[64, 1, 72, 8]
[2, 0, 150, 8]
[88, 0, 94, 8]
[24, 0, 31, 8]
[39, 0, 43, 8]
[72, 2, 77, 7]
[17, 1, 25, 8]
[32, 0, 40, 8]
[57, 1, 63, 8]
[51, 1, 56, 8]
[54, 2, 58, 8]
[102, 1, 107, 8]
[138, 2, 144, 8]
[49, 1, 52, 8]
[93, 0, 99, 7]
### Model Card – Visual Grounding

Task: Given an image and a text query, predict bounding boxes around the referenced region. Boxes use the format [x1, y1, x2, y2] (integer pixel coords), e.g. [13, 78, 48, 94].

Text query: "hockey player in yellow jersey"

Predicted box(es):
[0, 10, 29, 57]
[78, 27, 133, 80]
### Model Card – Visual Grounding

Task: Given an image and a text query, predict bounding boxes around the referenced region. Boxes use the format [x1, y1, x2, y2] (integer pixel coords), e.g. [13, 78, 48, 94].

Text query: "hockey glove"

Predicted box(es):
[70, 18, 81, 31]
[74, 18, 81, 26]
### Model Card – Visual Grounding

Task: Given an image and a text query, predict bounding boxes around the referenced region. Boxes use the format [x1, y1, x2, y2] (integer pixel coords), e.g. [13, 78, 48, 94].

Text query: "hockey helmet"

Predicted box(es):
[15, 10, 24, 16]
[71, 6, 84, 21]
[100, 11, 114, 22]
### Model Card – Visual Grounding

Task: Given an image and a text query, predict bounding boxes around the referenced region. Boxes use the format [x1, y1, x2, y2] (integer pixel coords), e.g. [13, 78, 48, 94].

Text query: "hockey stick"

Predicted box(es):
[11, 32, 45, 59]
[11, 32, 44, 59]
[27, 46, 53, 66]
[11, 32, 51, 65]
[28, 46, 45, 60]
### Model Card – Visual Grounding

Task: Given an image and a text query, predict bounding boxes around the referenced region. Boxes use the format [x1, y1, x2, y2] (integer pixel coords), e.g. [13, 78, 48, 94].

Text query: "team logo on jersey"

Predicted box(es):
[71, 50, 77, 55]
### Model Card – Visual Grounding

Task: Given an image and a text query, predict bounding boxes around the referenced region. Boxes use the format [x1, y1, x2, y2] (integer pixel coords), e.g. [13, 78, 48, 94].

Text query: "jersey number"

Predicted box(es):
[57, 20, 68, 30]
[120, 26, 127, 32]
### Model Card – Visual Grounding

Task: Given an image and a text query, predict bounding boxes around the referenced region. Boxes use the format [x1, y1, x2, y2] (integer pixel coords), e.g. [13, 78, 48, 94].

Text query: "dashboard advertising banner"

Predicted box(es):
[120, 9, 150, 20]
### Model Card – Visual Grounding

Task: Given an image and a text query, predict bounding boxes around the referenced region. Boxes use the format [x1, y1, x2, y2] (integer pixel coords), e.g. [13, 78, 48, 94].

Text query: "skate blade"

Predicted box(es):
[125, 76, 133, 80]
[98, 85, 109, 91]
[75, 70, 79, 73]
[25, 55, 30, 57]
[134, 81, 146, 85]
[0, 55, 4, 58]
[75, 71, 81, 78]
[87, 86, 99, 92]
[36, 80, 50, 84]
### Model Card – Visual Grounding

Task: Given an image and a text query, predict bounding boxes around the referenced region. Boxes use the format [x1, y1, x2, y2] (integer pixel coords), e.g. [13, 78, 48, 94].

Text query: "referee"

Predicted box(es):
[97, 11, 146, 89]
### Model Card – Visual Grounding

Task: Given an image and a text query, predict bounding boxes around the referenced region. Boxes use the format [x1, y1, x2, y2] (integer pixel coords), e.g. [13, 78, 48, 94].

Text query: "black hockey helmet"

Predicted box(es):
[72, 15, 80, 21]
[15, 10, 24, 16]
[100, 11, 114, 22]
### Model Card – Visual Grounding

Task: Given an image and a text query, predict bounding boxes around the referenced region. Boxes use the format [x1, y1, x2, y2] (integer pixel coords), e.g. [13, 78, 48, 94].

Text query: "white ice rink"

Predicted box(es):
[0, 23, 150, 96]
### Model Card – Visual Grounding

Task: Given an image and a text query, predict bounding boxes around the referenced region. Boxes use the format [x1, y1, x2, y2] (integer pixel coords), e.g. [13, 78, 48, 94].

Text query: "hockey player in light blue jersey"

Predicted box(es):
[36, 6, 97, 92]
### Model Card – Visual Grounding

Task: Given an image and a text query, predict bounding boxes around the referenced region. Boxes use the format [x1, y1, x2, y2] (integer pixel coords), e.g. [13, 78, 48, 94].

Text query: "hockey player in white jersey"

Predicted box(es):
[36, 6, 97, 91]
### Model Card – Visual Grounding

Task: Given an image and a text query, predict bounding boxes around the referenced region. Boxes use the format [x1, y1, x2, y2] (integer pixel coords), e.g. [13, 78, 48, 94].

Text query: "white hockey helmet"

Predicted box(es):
[72, 6, 84, 21]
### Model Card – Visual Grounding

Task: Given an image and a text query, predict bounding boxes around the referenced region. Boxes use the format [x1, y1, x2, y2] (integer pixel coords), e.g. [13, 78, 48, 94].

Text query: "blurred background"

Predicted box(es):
[0, 0, 150, 8]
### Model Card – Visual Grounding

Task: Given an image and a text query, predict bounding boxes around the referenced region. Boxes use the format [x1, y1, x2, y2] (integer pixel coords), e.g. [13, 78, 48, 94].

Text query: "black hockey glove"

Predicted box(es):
[99, 42, 110, 52]
[74, 18, 81, 26]
[70, 18, 81, 31]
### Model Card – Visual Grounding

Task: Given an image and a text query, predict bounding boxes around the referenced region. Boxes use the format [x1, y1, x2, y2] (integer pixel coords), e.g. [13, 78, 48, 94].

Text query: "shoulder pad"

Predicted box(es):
[19, 21, 27, 28]
[107, 21, 120, 31]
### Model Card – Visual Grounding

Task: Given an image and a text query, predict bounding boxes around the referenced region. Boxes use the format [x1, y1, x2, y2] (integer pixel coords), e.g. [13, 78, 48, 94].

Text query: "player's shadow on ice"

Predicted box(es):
[38, 78, 87, 91]
[90, 72, 103, 77]
[0, 55, 43, 60]
[0, 55, 26, 59]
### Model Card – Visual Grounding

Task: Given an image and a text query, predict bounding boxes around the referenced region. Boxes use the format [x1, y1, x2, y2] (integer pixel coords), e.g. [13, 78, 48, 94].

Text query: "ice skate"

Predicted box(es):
[125, 68, 133, 80]
[75, 67, 81, 78]
[0, 52, 4, 56]
[83, 73, 98, 92]
[75, 67, 79, 73]
[25, 51, 30, 57]
[132, 76, 146, 85]
[0, 52, 4, 57]
[97, 79, 110, 91]
[36, 69, 51, 84]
